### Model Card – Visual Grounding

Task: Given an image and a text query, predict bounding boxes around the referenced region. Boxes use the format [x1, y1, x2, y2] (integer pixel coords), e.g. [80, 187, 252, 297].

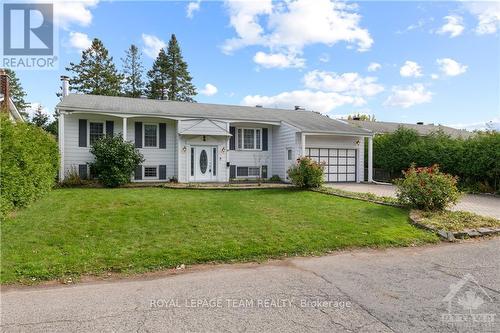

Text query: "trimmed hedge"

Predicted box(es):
[1, 114, 59, 217]
[373, 128, 500, 192]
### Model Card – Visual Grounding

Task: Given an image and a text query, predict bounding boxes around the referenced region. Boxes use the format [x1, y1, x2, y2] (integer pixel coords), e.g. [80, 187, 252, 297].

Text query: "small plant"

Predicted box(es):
[60, 167, 85, 187]
[89, 135, 144, 187]
[287, 157, 324, 188]
[269, 175, 281, 182]
[396, 164, 460, 211]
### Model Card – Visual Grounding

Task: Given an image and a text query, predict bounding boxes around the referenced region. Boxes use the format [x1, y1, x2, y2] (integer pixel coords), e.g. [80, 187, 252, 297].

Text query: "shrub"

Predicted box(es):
[373, 128, 500, 193]
[287, 157, 324, 188]
[89, 135, 144, 187]
[60, 167, 85, 187]
[395, 164, 460, 211]
[269, 175, 281, 182]
[0, 114, 59, 217]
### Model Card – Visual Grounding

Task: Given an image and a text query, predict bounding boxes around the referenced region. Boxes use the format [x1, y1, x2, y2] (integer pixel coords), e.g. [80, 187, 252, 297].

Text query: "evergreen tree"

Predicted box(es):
[4, 69, 29, 117]
[121, 44, 145, 97]
[30, 104, 49, 128]
[146, 49, 169, 100]
[165, 34, 196, 102]
[66, 38, 122, 96]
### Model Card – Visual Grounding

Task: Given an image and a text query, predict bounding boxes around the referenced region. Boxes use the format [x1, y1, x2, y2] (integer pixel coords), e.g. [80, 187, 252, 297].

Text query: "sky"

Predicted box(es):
[12, 0, 500, 130]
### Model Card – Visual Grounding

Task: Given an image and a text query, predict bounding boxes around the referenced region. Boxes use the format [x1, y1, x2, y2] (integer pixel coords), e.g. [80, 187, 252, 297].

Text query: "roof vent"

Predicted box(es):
[295, 106, 305, 111]
[255, 105, 262, 108]
[417, 121, 424, 125]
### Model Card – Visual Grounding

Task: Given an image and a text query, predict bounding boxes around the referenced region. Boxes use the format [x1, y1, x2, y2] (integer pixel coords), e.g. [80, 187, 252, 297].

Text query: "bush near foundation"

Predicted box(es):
[288, 157, 324, 188]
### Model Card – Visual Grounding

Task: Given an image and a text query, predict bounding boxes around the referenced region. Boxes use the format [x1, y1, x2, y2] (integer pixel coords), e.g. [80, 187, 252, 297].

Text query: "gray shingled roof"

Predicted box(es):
[343, 119, 473, 139]
[57, 94, 372, 135]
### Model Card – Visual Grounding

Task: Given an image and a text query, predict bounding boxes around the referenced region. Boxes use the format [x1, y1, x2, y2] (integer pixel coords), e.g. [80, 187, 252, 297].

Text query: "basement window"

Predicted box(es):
[236, 166, 260, 177]
[144, 166, 158, 178]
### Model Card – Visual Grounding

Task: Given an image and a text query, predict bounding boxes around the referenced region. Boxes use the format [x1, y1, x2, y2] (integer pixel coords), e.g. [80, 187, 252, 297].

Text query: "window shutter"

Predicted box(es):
[106, 120, 114, 137]
[229, 165, 236, 179]
[261, 165, 268, 179]
[159, 165, 167, 180]
[159, 123, 166, 149]
[229, 126, 236, 150]
[134, 165, 142, 180]
[135, 122, 142, 148]
[78, 164, 88, 180]
[78, 119, 87, 147]
[262, 128, 268, 151]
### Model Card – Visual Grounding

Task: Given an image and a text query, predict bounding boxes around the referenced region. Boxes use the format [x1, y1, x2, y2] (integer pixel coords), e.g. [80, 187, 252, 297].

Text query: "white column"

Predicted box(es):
[368, 136, 373, 183]
[301, 133, 306, 156]
[122, 117, 127, 141]
[58, 111, 65, 181]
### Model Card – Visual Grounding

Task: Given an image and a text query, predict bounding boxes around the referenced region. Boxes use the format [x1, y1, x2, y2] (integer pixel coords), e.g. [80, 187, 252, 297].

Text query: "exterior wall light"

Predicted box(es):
[182, 146, 187, 152]
[221, 147, 226, 153]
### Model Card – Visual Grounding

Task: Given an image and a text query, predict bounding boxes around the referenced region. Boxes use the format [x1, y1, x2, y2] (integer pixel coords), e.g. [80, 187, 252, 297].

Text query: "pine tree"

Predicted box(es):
[30, 104, 49, 128]
[146, 49, 169, 100]
[4, 69, 29, 117]
[66, 38, 123, 96]
[165, 34, 196, 102]
[121, 44, 145, 97]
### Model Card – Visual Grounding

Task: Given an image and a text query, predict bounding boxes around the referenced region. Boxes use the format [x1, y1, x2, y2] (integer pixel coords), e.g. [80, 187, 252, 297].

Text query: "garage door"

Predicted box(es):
[306, 148, 357, 182]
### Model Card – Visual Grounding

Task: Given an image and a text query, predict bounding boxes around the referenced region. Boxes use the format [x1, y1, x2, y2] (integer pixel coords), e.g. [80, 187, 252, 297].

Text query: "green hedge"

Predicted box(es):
[1, 114, 59, 217]
[373, 128, 500, 192]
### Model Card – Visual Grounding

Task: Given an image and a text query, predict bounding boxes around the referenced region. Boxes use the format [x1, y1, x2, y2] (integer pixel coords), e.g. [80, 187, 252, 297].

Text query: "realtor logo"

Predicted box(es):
[3, 3, 53, 55]
[2, 3, 57, 69]
[441, 274, 496, 331]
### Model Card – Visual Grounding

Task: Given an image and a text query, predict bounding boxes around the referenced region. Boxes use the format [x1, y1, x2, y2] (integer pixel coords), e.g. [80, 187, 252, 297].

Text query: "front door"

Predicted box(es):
[193, 146, 216, 181]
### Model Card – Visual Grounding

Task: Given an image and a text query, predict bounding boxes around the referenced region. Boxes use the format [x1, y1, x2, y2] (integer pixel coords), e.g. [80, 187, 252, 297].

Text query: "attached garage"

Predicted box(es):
[306, 148, 357, 182]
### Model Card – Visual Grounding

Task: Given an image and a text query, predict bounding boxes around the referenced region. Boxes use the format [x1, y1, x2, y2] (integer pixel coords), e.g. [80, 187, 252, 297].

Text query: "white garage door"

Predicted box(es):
[306, 148, 357, 182]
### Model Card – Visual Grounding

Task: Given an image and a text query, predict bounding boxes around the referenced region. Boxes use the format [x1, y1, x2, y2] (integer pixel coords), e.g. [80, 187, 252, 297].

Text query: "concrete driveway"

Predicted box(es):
[327, 183, 500, 219]
[2, 239, 499, 332]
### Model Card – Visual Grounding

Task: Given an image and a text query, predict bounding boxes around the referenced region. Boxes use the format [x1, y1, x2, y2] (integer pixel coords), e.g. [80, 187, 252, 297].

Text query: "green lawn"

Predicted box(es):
[1, 188, 437, 284]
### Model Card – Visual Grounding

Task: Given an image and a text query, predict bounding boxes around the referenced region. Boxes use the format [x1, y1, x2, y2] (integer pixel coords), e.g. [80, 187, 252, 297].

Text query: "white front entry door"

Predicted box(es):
[193, 146, 216, 181]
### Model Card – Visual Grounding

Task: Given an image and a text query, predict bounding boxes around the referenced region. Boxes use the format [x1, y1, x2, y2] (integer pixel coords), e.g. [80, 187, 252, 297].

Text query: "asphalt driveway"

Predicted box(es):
[2, 239, 499, 332]
[327, 183, 500, 219]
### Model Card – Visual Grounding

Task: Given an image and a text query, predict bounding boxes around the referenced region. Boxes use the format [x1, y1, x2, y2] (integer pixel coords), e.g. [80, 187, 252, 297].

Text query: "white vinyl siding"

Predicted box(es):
[271, 123, 299, 180]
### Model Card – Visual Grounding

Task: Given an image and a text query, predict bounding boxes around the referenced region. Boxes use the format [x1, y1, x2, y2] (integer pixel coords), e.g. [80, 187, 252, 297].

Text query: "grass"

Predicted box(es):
[1, 188, 437, 284]
[418, 210, 500, 232]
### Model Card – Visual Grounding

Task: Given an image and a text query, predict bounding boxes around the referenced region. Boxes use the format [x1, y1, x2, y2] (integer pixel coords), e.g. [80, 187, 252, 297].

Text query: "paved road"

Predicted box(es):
[327, 183, 500, 219]
[2, 239, 499, 332]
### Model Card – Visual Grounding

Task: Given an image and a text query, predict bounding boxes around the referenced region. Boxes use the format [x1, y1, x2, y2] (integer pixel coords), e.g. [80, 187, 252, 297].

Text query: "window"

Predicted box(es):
[236, 166, 260, 177]
[236, 167, 248, 177]
[144, 166, 157, 178]
[89, 122, 104, 145]
[237, 128, 262, 150]
[287, 149, 293, 160]
[213, 148, 217, 176]
[144, 124, 158, 147]
[248, 167, 260, 177]
[190, 148, 194, 176]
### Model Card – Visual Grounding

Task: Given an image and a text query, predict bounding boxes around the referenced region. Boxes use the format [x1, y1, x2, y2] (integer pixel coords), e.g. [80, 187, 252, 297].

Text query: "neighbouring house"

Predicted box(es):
[56, 77, 374, 183]
[0, 69, 24, 122]
[343, 119, 472, 139]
